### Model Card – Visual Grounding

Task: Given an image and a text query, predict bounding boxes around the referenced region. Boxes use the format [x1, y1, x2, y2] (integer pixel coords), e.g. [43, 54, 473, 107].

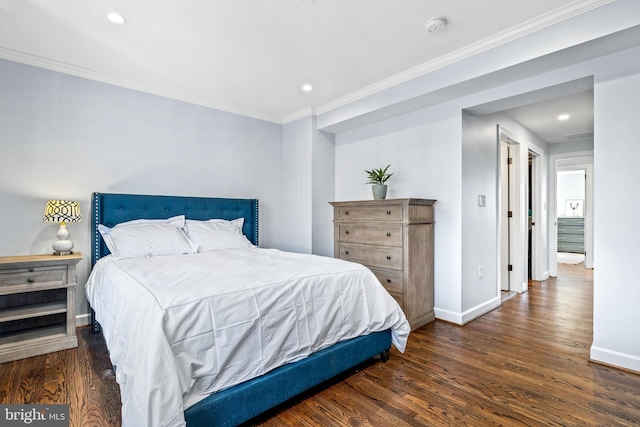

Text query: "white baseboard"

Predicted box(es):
[461, 296, 501, 325]
[434, 308, 463, 325]
[590, 346, 640, 373]
[76, 313, 91, 327]
[435, 296, 501, 326]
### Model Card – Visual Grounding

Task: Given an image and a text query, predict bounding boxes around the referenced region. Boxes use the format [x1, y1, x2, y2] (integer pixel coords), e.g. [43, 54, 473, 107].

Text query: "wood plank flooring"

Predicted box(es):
[2, 263, 639, 426]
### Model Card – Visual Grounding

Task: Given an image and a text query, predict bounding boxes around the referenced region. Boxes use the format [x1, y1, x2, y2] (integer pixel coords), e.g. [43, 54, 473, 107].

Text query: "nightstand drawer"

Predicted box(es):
[0, 267, 66, 294]
[338, 243, 403, 270]
[338, 224, 402, 246]
[336, 204, 403, 222]
[369, 267, 403, 295]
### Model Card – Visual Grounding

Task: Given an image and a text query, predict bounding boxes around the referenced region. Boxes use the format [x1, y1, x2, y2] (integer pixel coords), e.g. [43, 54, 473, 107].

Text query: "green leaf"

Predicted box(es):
[364, 164, 393, 185]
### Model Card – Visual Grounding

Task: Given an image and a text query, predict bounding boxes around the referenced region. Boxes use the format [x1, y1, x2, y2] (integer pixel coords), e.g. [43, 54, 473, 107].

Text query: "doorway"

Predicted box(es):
[498, 125, 543, 301]
[549, 156, 594, 276]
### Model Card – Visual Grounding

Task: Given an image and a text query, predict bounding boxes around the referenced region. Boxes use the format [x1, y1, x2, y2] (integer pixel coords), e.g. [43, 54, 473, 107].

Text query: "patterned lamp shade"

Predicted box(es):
[43, 200, 82, 224]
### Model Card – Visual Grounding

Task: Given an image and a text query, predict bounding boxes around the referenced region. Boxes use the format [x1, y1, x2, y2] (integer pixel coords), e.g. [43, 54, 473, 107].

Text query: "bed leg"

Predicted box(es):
[380, 349, 391, 363]
[91, 308, 102, 333]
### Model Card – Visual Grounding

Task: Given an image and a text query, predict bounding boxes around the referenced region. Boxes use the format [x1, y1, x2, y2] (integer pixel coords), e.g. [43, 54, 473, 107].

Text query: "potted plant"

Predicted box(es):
[365, 164, 393, 200]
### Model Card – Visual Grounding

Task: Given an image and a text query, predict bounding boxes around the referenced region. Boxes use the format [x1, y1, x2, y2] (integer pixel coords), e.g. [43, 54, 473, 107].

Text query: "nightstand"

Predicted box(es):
[0, 253, 82, 363]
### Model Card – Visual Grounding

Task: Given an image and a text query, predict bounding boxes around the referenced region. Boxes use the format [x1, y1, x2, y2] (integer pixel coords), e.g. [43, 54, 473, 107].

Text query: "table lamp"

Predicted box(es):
[43, 200, 82, 255]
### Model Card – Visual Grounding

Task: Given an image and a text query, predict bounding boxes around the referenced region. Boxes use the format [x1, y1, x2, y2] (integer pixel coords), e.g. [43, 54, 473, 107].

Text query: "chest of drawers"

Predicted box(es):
[557, 217, 584, 253]
[0, 253, 82, 363]
[330, 199, 436, 330]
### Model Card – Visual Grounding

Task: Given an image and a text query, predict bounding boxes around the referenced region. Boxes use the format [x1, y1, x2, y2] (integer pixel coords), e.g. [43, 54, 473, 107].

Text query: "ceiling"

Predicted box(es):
[0, 0, 603, 140]
[503, 90, 594, 144]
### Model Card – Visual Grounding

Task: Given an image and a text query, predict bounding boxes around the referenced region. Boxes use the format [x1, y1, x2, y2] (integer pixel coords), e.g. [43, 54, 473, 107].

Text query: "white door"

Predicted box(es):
[500, 142, 512, 291]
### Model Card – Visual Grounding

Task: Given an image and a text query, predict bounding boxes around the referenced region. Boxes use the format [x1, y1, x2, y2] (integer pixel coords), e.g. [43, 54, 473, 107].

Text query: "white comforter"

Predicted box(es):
[86, 248, 410, 427]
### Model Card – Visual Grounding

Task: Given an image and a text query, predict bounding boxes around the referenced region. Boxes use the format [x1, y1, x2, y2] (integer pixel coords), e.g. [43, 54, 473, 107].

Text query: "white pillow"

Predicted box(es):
[99, 217, 196, 258]
[109, 215, 186, 230]
[185, 217, 243, 237]
[185, 218, 253, 252]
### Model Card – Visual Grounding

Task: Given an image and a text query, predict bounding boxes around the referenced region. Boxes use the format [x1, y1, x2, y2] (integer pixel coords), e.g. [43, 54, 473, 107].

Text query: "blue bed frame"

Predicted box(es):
[90, 192, 392, 426]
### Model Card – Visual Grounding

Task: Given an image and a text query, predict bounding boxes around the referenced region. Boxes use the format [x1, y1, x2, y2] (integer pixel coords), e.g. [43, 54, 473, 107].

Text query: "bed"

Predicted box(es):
[87, 192, 410, 427]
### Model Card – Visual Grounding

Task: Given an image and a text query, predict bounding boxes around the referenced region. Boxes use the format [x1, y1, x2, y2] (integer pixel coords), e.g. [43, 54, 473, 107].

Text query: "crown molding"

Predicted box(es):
[0, 46, 282, 124]
[315, 0, 615, 116]
[281, 107, 315, 124]
[0, 0, 615, 126]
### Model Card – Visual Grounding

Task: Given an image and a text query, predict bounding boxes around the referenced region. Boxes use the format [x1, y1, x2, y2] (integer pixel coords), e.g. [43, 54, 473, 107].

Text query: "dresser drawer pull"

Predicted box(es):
[345, 211, 349, 215]
[386, 210, 391, 215]
[27, 277, 35, 283]
[386, 279, 392, 283]
[345, 231, 350, 235]
[345, 250, 350, 255]
[386, 255, 391, 260]
[386, 232, 391, 237]
[29, 268, 35, 272]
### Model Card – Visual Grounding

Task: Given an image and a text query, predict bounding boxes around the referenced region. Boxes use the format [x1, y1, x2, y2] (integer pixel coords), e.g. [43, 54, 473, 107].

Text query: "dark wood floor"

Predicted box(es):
[2, 263, 639, 426]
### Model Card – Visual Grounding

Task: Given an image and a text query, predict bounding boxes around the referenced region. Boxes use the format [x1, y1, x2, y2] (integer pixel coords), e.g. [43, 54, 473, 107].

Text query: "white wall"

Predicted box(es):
[282, 116, 313, 253]
[557, 170, 585, 217]
[335, 103, 463, 317]
[311, 117, 335, 257]
[461, 111, 549, 318]
[281, 116, 335, 256]
[591, 71, 640, 372]
[0, 58, 286, 322]
[461, 112, 500, 318]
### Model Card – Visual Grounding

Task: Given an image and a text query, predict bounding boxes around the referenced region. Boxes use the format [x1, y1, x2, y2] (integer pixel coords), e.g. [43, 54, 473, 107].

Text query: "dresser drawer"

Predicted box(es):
[336, 204, 403, 222]
[369, 267, 403, 295]
[338, 243, 403, 270]
[0, 267, 66, 293]
[558, 234, 584, 244]
[338, 224, 402, 246]
[557, 225, 583, 235]
[558, 242, 584, 253]
[558, 217, 584, 226]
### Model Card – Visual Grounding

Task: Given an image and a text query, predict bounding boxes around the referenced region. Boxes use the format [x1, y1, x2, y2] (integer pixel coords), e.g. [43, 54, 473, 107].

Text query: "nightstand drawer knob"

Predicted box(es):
[345, 230, 350, 235]
[386, 210, 391, 215]
[345, 250, 350, 255]
[345, 211, 349, 215]
[27, 277, 35, 283]
[386, 255, 391, 260]
[386, 232, 391, 237]
[29, 268, 35, 272]
[386, 279, 392, 283]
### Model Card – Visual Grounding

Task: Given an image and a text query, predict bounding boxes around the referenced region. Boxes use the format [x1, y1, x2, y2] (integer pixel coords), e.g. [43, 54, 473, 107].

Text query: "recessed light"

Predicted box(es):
[301, 0, 316, 3]
[107, 12, 126, 24]
[558, 114, 570, 121]
[301, 84, 313, 92]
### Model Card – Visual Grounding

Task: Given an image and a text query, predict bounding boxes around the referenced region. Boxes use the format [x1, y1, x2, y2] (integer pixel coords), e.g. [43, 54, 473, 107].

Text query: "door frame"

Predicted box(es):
[549, 152, 594, 275]
[497, 125, 548, 296]
[497, 125, 527, 296]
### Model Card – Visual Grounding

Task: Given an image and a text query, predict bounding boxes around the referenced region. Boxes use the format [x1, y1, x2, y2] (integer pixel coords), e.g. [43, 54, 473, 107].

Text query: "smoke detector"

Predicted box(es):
[425, 17, 447, 33]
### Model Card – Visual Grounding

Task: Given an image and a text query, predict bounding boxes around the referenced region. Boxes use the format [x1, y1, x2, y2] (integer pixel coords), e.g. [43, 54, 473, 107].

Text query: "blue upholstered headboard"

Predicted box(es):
[91, 192, 259, 266]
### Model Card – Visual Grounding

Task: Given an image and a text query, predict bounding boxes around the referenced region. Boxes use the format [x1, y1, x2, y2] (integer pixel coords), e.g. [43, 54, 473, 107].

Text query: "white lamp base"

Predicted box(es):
[52, 223, 74, 256]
